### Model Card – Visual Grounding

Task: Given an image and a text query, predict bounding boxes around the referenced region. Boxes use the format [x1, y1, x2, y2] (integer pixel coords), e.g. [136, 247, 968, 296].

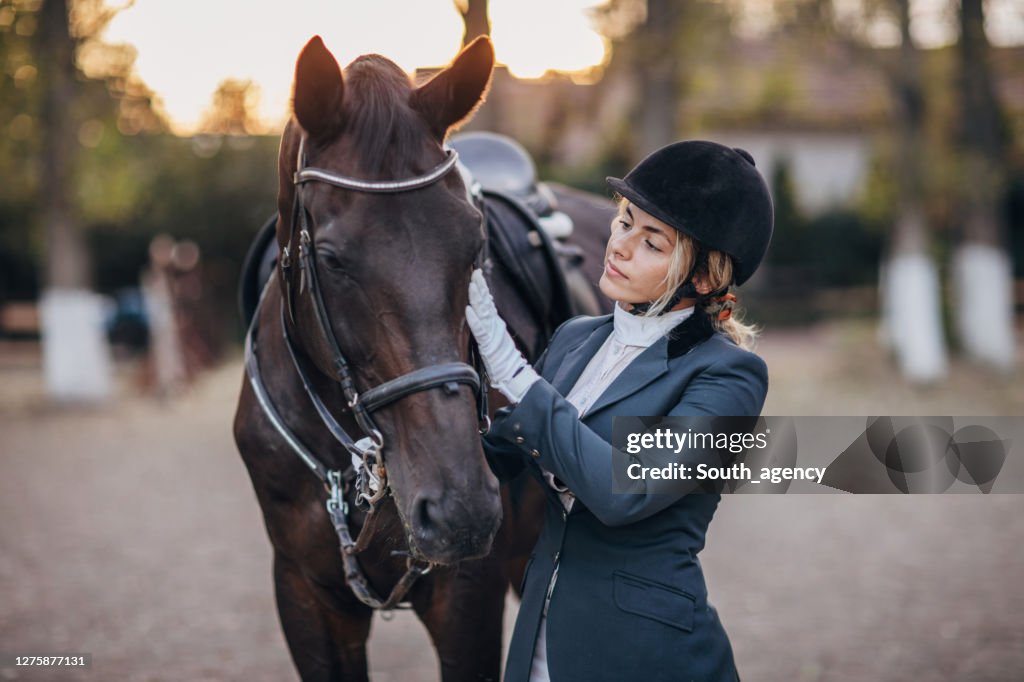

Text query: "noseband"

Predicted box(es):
[244, 136, 489, 611]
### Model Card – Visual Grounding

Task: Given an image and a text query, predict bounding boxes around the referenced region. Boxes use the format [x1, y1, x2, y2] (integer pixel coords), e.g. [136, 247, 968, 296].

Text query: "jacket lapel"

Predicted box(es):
[582, 337, 670, 417]
[549, 316, 613, 394]
[582, 310, 716, 415]
[566, 339, 670, 519]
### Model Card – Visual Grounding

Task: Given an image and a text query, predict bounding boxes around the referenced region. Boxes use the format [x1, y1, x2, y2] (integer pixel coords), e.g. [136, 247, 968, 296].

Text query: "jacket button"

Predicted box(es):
[515, 436, 525, 444]
[513, 422, 522, 432]
[530, 449, 541, 458]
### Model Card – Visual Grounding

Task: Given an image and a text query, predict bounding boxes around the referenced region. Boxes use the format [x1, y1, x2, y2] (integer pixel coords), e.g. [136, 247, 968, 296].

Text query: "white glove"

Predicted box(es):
[466, 269, 540, 404]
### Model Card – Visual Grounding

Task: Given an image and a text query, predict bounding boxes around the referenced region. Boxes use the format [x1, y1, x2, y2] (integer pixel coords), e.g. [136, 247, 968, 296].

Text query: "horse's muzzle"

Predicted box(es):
[407, 487, 503, 564]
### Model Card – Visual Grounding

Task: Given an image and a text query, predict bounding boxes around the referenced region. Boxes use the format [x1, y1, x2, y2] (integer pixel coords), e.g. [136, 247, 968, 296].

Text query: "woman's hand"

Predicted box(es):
[466, 269, 540, 404]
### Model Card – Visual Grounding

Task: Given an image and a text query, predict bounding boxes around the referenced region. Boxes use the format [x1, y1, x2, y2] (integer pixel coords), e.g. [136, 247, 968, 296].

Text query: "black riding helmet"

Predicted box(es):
[606, 140, 774, 315]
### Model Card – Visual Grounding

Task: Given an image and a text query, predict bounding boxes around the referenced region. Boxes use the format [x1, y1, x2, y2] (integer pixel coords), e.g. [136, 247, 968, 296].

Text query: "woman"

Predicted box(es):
[467, 140, 774, 682]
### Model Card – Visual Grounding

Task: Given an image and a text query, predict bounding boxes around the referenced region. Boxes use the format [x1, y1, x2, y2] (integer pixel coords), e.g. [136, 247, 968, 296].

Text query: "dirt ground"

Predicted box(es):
[1, 320, 1023, 681]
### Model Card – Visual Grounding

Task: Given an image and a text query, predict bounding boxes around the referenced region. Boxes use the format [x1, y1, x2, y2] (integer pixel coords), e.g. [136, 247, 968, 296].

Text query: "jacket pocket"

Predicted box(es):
[612, 570, 695, 633]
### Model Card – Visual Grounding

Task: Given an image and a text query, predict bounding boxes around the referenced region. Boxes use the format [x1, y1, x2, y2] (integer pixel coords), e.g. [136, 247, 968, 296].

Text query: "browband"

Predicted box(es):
[293, 137, 460, 194]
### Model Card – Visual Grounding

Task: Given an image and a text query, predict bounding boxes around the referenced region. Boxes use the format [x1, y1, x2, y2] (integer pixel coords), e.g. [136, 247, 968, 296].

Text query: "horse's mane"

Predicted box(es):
[342, 55, 426, 175]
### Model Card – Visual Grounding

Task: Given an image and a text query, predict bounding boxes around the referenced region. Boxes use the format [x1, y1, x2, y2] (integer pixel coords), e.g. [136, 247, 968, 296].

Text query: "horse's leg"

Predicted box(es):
[415, 559, 507, 682]
[274, 552, 373, 682]
[498, 474, 546, 599]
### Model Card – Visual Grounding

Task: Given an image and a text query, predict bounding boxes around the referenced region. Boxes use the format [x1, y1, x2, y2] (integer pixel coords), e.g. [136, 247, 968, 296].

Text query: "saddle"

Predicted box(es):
[478, 186, 573, 353]
[451, 132, 602, 346]
[238, 214, 279, 328]
[449, 132, 559, 220]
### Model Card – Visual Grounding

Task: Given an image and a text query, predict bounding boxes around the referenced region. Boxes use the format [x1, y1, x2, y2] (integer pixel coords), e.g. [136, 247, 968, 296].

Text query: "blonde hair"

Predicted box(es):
[616, 200, 760, 350]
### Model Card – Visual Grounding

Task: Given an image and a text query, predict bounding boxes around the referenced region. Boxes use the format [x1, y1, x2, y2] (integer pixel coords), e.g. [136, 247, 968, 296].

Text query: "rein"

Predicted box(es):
[245, 136, 489, 612]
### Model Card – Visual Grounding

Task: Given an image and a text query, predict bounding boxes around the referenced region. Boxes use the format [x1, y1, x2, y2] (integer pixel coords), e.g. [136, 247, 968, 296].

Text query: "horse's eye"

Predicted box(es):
[317, 249, 345, 272]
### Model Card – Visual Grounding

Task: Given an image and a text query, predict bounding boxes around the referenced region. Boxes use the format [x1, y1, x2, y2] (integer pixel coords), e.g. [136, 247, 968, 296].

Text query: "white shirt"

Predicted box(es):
[529, 302, 694, 682]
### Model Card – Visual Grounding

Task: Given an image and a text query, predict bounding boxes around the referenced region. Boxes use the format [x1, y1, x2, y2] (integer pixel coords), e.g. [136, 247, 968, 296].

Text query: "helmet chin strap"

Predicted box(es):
[627, 281, 695, 317]
[627, 243, 708, 317]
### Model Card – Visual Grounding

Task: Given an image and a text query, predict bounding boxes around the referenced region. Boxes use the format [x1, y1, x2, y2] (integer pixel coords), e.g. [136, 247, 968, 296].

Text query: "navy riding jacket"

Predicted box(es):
[484, 311, 768, 682]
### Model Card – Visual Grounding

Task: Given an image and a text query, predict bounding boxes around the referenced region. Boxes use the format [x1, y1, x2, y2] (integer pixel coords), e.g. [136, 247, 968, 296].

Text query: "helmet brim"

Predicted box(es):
[606, 176, 702, 246]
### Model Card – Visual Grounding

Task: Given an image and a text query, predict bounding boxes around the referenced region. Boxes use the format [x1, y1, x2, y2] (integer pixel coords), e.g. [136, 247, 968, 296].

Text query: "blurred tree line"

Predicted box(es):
[2, 0, 1022, 379]
[0, 0, 277, 342]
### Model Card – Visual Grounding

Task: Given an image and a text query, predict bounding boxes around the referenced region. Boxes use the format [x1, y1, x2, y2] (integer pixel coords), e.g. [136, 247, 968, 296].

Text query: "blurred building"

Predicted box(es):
[425, 41, 1024, 217]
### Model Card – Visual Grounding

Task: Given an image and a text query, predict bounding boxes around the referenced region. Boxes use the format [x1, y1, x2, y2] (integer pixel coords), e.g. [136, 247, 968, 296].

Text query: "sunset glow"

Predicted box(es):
[94, 0, 1024, 135]
[99, 0, 611, 135]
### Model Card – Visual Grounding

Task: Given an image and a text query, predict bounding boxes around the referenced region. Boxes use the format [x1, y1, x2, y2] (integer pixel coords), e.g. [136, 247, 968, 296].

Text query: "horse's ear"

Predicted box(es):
[412, 36, 494, 138]
[293, 36, 344, 139]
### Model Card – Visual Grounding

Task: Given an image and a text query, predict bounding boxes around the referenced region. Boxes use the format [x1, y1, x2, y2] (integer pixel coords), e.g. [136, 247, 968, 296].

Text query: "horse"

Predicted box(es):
[233, 35, 615, 681]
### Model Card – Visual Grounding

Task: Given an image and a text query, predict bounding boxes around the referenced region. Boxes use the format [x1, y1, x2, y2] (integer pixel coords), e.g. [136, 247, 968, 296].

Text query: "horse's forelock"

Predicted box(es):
[342, 56, 427, 175]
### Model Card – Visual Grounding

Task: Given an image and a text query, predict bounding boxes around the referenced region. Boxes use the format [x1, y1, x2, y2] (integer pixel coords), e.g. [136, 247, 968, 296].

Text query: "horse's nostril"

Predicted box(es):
[413, 493, 447, 542]
[409, 489, 501, 562]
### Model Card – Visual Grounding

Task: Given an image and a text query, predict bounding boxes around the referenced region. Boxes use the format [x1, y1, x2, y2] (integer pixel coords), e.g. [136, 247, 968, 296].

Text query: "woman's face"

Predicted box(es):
[599, 202, 679, 307]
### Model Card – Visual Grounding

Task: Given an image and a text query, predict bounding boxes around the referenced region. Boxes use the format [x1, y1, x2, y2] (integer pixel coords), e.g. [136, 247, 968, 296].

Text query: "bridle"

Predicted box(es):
[244, 135, 490, 612]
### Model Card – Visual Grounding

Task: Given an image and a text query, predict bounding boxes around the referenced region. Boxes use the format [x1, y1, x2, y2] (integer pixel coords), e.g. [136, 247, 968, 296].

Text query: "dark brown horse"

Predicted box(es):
[234, 36, 614, 681]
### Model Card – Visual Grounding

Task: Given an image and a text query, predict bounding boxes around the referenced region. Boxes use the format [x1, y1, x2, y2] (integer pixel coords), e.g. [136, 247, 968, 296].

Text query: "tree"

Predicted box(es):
[37, 0, 89, 289]
[950, 0, 1015, 370]
[453, 0, 498, 131]
[593, 0, 734, 161]
[455, 0, 489, 48]
[878, 0, 948, 382]
[198, 79, 261, 135]
[633, 0, 681, 155]
[776, 0, 948, 381]
[32, 0, 133, 401]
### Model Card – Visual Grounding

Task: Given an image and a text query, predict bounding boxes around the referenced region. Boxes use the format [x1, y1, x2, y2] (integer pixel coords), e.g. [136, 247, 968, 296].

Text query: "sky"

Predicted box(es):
[97, 0, 1023, 136]
[99, 0, 609, 134]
